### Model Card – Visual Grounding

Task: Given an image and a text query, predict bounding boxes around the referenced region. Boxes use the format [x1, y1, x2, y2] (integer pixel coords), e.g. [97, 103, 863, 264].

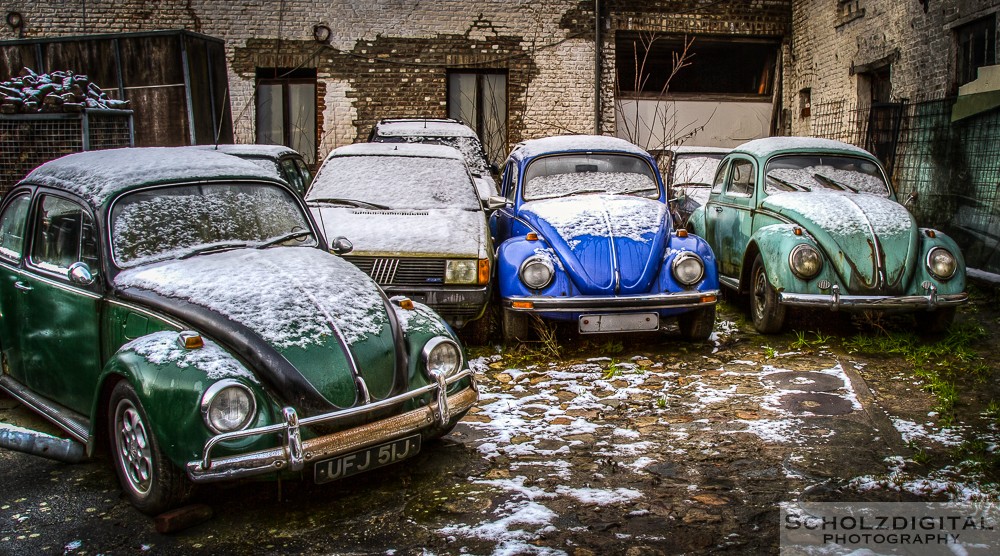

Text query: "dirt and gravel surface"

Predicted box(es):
[2, 290, 1000, 555]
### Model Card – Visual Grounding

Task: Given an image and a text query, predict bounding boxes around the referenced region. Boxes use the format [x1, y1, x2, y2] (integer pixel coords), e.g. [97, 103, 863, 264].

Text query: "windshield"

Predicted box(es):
[376, 135, 490, 176]
[522, 153, 660, 201]
[306, 155, 481, 210]
[670, 153, 727, 186]
[764, 154, 890, 197]
[111, 183, 315, 268]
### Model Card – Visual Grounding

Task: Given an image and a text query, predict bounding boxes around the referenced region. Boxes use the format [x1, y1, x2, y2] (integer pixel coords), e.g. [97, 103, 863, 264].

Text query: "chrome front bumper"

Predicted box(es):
[505, 290, 719, 313]
[186, 370, 477, 483]
[779, 284, 968, 311]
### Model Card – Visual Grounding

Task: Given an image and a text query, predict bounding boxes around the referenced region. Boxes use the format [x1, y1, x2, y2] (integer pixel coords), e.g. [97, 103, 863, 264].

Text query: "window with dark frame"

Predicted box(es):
[447, 70, 508, 167]
[956, 15, 997, 87]
[255, 68, 317, 165]
[615, 33, 779, 97]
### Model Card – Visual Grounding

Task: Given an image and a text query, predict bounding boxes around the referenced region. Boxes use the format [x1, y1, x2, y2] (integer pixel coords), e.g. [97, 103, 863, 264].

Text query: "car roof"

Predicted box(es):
[373, 118, 479, 139]
[326, 142, 467, 160]
[511, 135, 653, 160]
[20, 147, 284, 208]
[732, 137, 875, 159]
[194, 143, 301, 159]
[664, 145, 733, 155]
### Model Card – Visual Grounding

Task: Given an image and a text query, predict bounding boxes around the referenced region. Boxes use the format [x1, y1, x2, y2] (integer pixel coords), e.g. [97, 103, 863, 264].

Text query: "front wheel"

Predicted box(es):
[750, 254, 786, 334]
[677, 305, 716, 341]
[108, 381, 192, 515]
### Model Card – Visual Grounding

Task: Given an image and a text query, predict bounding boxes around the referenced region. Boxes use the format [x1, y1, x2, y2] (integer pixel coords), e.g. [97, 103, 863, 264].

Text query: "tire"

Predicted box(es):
[678, 305, 717, 341]
[501, 308, 532, 343]
[108, 381, 192, 515]
[920, 307, 956, 336]
[749, 254, 786, 334]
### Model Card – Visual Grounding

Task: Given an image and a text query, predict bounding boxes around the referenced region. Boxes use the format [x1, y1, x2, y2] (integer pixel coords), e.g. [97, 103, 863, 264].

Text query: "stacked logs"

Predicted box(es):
[0, 67, 129, 115]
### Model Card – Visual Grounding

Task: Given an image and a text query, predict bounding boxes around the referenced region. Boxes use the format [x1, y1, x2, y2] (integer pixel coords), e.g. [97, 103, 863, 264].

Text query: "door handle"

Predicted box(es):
[714, 207, 724, 213]
[14, 281, 32, 291]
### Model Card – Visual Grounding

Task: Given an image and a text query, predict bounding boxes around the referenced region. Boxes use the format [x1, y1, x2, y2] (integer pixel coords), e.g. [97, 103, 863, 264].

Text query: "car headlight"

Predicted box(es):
[671, 252, 705, 286]
[422, 337, 463, 379]
[519, 256, 554, 290]
[445, 259, 478, 284]
[927, 247, 957, 280]
[789, 244, 823, 280]
[201, 380, 256, 434]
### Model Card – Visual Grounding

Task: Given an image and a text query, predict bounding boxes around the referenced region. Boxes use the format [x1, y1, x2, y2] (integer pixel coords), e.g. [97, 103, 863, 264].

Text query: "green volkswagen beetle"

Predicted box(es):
[688, 137, 967, 334]
[0, 147, 477, 514]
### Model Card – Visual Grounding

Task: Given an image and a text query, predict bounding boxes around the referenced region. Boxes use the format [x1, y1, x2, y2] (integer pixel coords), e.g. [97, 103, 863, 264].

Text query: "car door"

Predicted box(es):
[19, 192, 104, 414]
[490, 162, 519, 244]
[708, 157, 757, 279]
[0, 190, 33, 381]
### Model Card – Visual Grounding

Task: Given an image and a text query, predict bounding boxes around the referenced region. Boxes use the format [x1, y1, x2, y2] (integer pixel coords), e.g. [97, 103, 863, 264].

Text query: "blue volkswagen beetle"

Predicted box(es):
[489, 135, 720, 342]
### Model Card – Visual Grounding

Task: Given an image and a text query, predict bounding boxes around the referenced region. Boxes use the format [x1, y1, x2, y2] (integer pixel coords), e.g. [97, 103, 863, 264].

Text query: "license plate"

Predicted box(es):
[579, 313, 659, 333]
[314, 434, 421, 484]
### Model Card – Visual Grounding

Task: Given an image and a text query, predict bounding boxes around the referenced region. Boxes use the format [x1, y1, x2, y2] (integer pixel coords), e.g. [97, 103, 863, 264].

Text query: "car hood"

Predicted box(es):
[114, 247, 402, 412]
[311, 207, 487, 257]
[520, 195, 670, 295]
[761, 191, 919, 293]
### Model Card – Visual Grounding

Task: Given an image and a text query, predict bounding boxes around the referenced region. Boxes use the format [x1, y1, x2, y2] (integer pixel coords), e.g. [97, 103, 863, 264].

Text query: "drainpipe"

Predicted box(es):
[594, 0, 602, 135]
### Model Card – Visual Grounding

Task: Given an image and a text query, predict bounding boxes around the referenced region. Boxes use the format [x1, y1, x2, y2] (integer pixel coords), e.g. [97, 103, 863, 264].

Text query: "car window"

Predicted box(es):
[30, 195, 99, 276]
[506, 163, 519, 202]
[726, 160, 755, 197]
[280, 158, 305, 194]
[711, 160, 730, 194]
[307, 155, 480, 210]
[670, 153, 727, 186]
[522, 153, 660, 200]
[0, 193, 31, 262]
[111, 182, 315, 268]
[293, 158, 313, 190]
[763, 154, 890, 196]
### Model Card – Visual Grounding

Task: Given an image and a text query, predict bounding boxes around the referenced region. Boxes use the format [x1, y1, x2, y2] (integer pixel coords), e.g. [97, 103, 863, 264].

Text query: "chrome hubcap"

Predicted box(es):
[753, 269, 767, 317]
[115, 401, 152, 495]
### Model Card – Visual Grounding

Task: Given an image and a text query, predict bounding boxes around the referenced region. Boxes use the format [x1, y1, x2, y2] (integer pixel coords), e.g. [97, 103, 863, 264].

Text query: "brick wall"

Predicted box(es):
[786, 0, 1000, 136]
[0, 1, 599, 162]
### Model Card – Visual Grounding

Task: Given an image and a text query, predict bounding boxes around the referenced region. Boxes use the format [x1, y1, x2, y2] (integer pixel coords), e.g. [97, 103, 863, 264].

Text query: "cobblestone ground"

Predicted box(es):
[2, 294, 999, 555]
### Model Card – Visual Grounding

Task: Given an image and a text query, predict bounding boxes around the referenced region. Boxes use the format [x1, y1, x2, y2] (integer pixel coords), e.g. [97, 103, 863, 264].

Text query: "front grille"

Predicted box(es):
[346, 256, 445, 287]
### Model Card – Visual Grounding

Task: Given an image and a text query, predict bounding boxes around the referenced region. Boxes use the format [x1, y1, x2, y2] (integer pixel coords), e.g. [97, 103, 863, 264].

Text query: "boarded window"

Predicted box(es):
[256, 68, 317, 165]
[956, 15, 997, 87]
[447, 71, 507, 167]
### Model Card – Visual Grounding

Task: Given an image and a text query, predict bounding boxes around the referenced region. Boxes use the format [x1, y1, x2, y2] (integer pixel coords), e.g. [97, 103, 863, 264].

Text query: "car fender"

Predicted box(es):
[657, 232, 720, 292]
[686, 206, 707, 238]
[913, 229, 967, 295]
[744, 224, 827, 293]
[95, 331, 276, 467]
[496, 236, 574, 299]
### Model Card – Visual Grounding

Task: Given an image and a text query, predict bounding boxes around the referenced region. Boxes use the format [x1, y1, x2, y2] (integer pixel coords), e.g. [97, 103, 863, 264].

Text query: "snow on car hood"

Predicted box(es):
[762, 191, 919, 292]
[114, 247, 399, 408]
[520, 195, 670, 295]
[311, 207, 488, 257]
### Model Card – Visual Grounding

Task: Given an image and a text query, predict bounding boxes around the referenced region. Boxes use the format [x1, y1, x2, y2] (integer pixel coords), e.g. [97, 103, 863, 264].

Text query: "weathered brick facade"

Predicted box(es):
[0, 1, 793, 162]
[786, 0, 1000, 135]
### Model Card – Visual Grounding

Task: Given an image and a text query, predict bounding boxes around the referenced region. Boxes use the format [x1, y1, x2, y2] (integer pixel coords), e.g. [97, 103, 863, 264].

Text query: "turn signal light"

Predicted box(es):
[700, 294, 717, 303]
[478, 258, 490, 285]
[676, 229, 688, 238]
[178, 331, 204, 350]
[526, 232, 539, 241]
[511, 301, 534, 309]
[793, 227, 803, 236]
[926, 230, 937, 238]
[398, 298, 415, 310]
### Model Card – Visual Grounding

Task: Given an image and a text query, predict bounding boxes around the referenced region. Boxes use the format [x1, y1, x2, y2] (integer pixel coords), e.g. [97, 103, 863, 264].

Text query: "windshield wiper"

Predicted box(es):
[813, 173, 858, 193]
[257, 229, 313, 249]
[307, 197, 391, 210]
[766, 175, 811, 192]
[179, 242, 250, 259]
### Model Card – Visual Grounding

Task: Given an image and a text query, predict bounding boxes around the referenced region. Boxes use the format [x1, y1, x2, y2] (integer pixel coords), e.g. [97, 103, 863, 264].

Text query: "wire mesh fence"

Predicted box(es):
[811, 97, 1000, 274]
[0, 109, 133, 196]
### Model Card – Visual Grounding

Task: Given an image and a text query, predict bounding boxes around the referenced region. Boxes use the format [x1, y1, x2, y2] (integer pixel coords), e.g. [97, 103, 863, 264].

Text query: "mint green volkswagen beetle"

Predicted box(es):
[0, 147, 476, 514]
[687, 137, 967, 334]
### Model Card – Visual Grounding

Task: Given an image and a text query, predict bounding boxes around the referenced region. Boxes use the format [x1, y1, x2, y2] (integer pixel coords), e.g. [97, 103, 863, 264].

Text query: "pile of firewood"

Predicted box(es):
[0, 67, 129, 114]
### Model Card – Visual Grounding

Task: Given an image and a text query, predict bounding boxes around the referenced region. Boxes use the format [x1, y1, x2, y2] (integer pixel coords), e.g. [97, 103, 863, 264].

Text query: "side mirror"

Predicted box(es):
[489, 163, 500, 176]
[904, 191, 918, 210]
[67, 262, 95, 286]
[330, 236, 353, 255]
[486, 196, 510, 211]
